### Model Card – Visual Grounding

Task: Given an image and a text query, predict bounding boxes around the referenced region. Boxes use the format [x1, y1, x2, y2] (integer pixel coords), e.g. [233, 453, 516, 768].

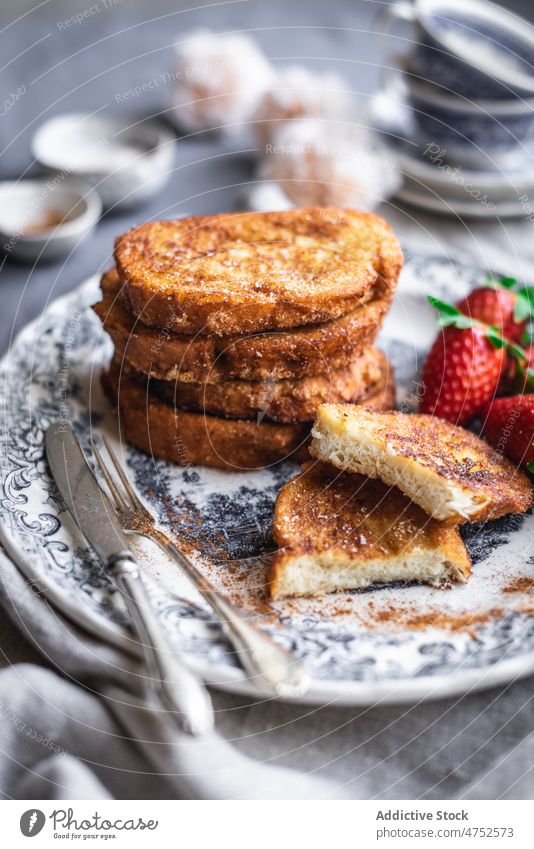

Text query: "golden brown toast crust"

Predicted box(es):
[103, 367, 396, 471]
[94, 268, 390, 383]
[269, 461, 471, 598]
[114, 209, 403, 335]
[310, 406, 533, 523]
[114, 348, 392, 423]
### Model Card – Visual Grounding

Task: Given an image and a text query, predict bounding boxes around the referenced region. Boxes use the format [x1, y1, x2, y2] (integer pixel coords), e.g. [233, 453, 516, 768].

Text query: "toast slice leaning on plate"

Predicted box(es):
[310, 406, 533, 523]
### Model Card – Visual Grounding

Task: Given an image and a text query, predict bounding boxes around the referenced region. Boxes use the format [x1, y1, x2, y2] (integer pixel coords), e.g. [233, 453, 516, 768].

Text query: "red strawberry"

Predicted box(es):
[482, 395, 534, 470]
[420, 325, 506, 425]
[456, 287, 525, 342]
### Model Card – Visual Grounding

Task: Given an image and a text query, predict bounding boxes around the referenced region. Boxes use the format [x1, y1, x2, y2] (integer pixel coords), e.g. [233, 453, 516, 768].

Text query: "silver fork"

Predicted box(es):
[92, 436, 309, 698]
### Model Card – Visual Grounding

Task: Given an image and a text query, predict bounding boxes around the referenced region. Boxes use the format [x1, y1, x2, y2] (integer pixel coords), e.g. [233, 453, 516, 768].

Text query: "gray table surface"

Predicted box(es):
[2, 0, 534, 797]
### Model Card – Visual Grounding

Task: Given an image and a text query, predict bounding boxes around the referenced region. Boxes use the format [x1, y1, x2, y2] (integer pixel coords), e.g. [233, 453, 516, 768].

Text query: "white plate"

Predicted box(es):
[1, 259, 534, 706]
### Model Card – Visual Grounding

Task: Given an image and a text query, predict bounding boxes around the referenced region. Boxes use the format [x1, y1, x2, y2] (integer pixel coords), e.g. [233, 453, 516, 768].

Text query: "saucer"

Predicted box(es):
[370, 87, 534, 218]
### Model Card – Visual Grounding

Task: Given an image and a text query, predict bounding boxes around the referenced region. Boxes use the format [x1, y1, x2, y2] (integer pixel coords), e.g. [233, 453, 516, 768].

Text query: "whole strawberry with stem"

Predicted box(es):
[456, 275, 534, 344]
[456, 288, 522, 342]
[421, 319, 506, 425]
[482, 395, 534, 472]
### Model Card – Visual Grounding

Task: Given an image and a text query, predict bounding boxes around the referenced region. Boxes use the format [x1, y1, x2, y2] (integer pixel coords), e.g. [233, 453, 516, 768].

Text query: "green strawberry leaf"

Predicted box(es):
[511, 364, 534, 393]
[528, 462, 534, 473]
[427, 296, 478, 329]
[507, 340, 528, 362]
[438, 315, 478, 329]
[427, 296, 461, 316]
[514, 300, 530, 323]
[483, 274, 517, 291]
[514, 286, 534, 323]
[486, 327, 507, 349]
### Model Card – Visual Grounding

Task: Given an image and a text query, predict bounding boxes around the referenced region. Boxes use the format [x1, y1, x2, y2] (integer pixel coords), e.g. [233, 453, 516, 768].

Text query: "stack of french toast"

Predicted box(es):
[93, 208, 403, 470]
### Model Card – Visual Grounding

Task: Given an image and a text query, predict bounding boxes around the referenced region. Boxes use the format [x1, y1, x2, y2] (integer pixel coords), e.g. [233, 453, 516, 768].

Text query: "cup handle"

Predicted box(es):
[375, 1, 417, 61]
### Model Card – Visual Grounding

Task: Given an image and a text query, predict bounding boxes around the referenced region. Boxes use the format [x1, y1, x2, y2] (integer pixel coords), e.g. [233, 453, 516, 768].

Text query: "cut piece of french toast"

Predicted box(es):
[269, 461, 471, 599]
[102, 365, 396, 472]
[114, 208, 403, 336]
[114, 348, 393, 423]
[94, 268, 390, 383]
[310, 406, 533, 523]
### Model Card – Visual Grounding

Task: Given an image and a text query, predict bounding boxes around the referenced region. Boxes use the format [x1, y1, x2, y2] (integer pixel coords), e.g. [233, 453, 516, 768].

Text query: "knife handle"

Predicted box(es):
[109, 555, 214, 736]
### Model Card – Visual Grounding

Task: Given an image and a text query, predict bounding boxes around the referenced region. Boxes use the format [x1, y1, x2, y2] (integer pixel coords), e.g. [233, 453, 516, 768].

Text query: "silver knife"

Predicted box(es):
[45, 422, 214, 736]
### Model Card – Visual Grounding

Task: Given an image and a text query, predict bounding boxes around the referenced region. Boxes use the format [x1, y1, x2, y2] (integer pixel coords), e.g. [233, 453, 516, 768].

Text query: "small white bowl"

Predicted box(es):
[0, 178, 102, 263]
[32, 113, 175, 210]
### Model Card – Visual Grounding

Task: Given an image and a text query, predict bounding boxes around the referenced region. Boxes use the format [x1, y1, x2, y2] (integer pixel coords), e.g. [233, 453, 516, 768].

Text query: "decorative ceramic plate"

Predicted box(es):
[2, 256, 534, 706]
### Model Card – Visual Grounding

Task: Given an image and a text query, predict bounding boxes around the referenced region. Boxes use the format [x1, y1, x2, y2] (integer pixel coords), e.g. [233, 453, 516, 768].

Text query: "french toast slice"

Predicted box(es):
[114, 208, 403, 335]
[269, 461, 471, 599]
[114, 348, 392, 423]
[102, 366, 396, 472]
[94, 268, 390, 383]
[310, 406, 533, 523]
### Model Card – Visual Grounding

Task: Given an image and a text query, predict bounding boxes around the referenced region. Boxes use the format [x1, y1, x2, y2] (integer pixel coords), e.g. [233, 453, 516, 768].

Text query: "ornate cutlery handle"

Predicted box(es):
[148, 531, 310, 698]
[110, 554, 214, 735]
